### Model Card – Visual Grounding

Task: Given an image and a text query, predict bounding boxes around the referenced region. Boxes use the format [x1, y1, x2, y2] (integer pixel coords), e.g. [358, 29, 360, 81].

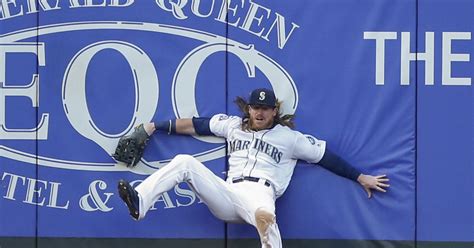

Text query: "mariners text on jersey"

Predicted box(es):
[229, 138, 283, 164]
[253, 138, 283, 164]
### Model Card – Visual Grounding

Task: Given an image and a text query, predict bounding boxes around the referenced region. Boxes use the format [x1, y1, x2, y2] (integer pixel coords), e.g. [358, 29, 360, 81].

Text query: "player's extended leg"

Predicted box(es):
[230, 183, 282, 248]
[132, 154, 239, 221]
[255, 207, 282, 248]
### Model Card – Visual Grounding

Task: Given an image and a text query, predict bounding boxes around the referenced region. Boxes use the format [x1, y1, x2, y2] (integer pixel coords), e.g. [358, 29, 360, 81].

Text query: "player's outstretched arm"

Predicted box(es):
[356, 174, 390, 198]
[318, 149, 390, 198]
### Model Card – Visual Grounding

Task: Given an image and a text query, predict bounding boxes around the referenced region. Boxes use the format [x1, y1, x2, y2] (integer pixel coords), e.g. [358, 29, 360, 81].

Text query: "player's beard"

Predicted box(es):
[249, 117, 274, 131]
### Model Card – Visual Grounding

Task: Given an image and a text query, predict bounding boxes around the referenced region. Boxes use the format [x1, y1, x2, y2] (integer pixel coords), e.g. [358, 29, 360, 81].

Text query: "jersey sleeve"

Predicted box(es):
[292, 132, 326, 164]
[209, 114, 241, 138]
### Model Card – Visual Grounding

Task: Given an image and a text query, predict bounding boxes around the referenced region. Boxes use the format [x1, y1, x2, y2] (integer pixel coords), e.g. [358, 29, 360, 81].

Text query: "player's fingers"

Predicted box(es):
[377, 182, 390, 188]
[378, 178, 390, 182]
[375, 174, 387, 179]
[375, 186, 387, 192]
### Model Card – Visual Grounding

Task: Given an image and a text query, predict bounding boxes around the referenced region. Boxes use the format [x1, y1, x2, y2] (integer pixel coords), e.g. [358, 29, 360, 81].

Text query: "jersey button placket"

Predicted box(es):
[242, 132, 257, 177]
[246, 131, 264, 177]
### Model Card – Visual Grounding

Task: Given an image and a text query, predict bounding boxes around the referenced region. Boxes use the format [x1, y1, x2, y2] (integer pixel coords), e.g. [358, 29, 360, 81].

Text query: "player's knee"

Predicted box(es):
[255, 207, 275, 225]
[172, 154, 199, 169]
[174, 154, 194, 162]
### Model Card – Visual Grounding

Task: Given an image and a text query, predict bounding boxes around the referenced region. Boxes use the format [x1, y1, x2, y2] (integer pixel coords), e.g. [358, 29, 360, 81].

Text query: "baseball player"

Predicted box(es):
[117, 88, 389, 248]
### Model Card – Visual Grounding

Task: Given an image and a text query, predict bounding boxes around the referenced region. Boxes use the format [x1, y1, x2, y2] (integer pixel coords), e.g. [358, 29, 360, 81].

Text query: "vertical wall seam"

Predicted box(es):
[224, 1, 229, 247]
[35, 1, 40, 247]
[414, 0, 419, 247]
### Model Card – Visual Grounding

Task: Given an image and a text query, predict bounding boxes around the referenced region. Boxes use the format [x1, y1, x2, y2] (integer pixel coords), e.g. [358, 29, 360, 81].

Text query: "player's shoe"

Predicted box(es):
[118, 179, 140, 220]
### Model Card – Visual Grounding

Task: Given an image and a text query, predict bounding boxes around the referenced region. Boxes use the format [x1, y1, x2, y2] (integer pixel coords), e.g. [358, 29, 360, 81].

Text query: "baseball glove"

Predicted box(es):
[112, 124, 150, 167]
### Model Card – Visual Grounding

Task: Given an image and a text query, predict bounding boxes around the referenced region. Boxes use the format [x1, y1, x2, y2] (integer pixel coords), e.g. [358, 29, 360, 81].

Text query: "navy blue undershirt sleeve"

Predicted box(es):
[154, 120, 176, 134]
[192, 117, 213, 136]
[318, 148, 361, 181]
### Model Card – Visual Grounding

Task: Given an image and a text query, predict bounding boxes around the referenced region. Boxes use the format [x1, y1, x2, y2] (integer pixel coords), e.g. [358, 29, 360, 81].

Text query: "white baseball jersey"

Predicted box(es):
[209, 114, 327, 197]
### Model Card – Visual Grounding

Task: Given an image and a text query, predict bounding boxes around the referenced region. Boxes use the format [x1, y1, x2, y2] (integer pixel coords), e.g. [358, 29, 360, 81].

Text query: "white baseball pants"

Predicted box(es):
[135, 154, 282, 248]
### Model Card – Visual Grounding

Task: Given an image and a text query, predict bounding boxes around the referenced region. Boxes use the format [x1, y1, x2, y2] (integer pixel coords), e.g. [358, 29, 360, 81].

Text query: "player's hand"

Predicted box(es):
[356, 174, 390, 198]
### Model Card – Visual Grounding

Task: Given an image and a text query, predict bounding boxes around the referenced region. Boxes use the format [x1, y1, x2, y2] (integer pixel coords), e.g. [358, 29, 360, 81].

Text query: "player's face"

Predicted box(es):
[248, 105, 277, 130]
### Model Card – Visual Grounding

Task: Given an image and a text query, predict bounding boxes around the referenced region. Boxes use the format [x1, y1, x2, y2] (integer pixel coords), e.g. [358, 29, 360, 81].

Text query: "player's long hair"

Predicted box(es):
[234, 96, 295, 131]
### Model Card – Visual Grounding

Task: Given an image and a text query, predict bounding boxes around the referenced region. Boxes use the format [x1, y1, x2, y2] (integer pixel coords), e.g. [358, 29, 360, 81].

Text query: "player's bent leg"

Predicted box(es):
[171, 155, 240, 222]
[134, 154, 238, 221]
[255, 207, 279, 248]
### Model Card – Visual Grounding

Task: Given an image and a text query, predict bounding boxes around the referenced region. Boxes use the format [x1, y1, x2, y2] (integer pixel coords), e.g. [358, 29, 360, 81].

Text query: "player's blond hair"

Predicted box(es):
[234, 96, 295, 131]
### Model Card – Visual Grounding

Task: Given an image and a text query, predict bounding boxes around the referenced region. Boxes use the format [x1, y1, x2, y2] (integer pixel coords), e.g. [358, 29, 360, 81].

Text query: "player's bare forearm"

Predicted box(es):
[175, 119, 196, 135]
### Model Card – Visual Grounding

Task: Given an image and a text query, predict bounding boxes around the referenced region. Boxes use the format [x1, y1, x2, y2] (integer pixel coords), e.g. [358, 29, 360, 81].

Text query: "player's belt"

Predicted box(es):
[232, 176, 271, 187]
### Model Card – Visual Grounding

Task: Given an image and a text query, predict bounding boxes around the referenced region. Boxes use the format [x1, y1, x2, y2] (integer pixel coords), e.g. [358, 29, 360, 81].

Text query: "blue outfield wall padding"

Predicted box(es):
[417, 0, 473, 242]
[0, 10, 39, 242]
[0, 0, 472, 245]
[1, 0, 228, 240]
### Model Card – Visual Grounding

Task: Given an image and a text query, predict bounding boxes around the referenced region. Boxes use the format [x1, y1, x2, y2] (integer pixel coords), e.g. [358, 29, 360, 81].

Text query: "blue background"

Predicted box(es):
[0, 0, 472, 245]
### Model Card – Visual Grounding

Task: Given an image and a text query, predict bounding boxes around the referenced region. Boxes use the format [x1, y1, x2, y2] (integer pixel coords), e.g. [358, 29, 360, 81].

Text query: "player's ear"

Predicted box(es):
[273, 100, 281, 117]
[272, 107, 278, 117]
